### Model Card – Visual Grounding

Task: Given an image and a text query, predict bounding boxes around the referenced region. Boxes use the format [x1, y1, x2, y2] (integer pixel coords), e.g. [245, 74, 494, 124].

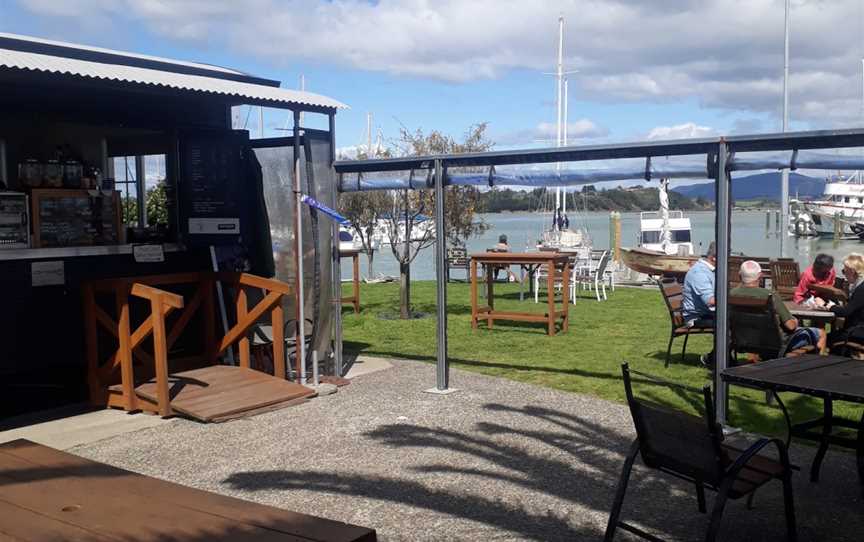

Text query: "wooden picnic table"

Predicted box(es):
[0, 439, 377, 541]
[470, 252, 570, 335]
[784, 301, 836, 324]
[340, 248, 362, 314]
[722, 354, 864, 494]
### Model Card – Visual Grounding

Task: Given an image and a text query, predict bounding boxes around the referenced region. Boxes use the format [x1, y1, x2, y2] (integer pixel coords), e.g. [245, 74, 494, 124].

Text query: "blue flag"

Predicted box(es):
[300, 195, 350, 226]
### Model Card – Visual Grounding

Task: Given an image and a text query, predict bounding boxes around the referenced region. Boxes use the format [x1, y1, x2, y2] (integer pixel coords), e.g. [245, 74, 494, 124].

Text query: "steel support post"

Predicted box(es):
[292, 110, 306, 381]
[427, 158, 456, 394]
[714, 141, 731, 425]
[329, 112, 344, 377]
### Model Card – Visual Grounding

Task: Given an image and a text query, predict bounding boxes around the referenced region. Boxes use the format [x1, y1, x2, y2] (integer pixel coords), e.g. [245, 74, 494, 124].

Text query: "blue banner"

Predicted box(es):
[300, 195, 350, 226]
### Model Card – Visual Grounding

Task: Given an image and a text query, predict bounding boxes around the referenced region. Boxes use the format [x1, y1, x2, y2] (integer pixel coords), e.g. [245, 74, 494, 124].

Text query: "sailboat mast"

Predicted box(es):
[554, 15, 564, 227]
[367, 112, 373, 156]
[780, 0, 790, 253]
[562, 77, 568, 217]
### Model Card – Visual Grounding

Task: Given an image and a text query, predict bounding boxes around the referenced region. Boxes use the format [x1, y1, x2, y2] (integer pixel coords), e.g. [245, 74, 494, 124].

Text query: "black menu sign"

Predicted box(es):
[32, 189, 120, 248]
[178, 132, 246, 246]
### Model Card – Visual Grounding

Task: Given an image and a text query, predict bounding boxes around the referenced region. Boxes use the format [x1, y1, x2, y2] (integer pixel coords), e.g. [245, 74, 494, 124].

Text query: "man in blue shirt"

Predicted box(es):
[682, 242, 716, 325]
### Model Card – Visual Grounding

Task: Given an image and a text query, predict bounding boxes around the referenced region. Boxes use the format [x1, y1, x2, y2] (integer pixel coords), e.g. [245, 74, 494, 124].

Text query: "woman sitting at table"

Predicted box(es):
[793, 253, 836, 304]
[828, 253, 864, 351]
[490, 235, 518, 282]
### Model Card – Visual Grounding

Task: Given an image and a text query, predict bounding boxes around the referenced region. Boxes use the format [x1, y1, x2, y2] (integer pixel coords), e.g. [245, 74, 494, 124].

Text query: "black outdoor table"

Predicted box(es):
[722, 354, 864, 492]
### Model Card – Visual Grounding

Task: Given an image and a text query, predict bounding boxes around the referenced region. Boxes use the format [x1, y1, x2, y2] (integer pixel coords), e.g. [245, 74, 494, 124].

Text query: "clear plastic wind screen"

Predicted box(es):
[254, 130, 335, 369]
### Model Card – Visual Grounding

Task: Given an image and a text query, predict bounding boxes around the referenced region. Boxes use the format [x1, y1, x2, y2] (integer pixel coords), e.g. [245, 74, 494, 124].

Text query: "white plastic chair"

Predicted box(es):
[571, 250, 609, 302]
[533, 262, 567, 303]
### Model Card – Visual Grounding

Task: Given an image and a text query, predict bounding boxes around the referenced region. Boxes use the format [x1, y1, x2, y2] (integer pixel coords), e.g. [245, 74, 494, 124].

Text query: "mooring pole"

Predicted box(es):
[714, 141, 731, 425]
[427, 158, 455, 394]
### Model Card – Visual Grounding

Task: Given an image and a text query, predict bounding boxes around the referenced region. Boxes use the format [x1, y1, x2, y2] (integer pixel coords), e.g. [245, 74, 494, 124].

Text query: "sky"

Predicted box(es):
[3, 0, 864, 173]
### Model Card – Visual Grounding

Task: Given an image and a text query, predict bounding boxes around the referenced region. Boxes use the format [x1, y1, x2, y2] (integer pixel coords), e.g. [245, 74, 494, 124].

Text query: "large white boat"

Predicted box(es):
[798, 174, 864, 235]
[637, 210, 694, 256]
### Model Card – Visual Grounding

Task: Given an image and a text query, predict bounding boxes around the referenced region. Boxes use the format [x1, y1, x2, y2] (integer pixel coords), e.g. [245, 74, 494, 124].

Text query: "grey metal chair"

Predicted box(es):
[605, 363, 797, 542]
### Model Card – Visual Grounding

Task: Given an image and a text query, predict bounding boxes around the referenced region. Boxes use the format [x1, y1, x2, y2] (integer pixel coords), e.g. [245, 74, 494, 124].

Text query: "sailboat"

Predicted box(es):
[621, 179, 698, 278]
[536, 16, 591, 256]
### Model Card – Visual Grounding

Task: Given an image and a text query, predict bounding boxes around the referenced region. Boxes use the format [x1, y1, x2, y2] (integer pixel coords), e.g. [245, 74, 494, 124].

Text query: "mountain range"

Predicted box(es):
[672, 172, 825, 201]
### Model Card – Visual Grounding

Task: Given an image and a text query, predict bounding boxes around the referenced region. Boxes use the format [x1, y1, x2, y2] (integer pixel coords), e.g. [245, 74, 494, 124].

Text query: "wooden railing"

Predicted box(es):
[83, 272, 293, 416]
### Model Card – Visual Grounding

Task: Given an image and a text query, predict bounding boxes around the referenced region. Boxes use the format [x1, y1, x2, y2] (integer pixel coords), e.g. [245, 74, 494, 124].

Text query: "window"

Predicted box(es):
[671, 230, 691, 243]
[112, 155, 167, 228]
[641, 231, 661, 244]
[845, 196, 851, 203]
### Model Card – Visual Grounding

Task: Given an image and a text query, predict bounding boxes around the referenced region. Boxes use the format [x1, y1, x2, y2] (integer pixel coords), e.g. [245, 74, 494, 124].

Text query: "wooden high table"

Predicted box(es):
[470, 252, 570, 335]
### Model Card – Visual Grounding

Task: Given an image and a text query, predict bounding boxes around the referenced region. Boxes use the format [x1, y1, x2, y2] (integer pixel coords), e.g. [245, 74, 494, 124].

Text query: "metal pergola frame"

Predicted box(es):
[334, 128, 864, 425]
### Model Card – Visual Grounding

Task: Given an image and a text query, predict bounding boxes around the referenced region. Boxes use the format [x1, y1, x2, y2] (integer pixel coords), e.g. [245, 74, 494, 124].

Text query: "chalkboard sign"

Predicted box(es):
[31, 189, 121, 248]
[178, 132, 247, 246]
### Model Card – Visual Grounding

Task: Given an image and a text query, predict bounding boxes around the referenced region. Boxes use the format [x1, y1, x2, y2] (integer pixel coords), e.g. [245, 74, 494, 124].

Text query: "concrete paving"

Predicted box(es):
[345, 355, 393, 379]
[0, 408, 173, 450]
[71, 359, 861, 541]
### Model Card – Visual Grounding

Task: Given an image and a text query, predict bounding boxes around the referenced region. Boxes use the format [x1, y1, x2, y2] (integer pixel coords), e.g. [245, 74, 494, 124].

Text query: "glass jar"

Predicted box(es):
[18, 159, 42, 187]
[63, 160, 82, 188]
[43, 160, 63, 188]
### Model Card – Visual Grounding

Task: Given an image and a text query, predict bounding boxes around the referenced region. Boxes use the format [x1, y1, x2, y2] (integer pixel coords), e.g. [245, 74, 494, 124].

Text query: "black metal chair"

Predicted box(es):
[657, 280, 714, 367]
[604, 363, 797, 542]
[729, 295, 817, 361]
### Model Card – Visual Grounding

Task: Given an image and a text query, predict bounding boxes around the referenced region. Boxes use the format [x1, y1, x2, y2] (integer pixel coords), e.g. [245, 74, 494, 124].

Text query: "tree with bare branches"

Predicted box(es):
[386, 123, 492, 318]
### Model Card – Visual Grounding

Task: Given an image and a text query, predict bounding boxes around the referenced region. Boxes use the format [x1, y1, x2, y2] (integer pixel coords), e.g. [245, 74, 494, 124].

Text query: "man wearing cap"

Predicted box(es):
[731, 260, 826, 357]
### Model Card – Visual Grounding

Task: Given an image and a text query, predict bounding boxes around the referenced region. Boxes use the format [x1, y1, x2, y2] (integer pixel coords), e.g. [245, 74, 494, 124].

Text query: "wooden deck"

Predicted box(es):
[0, 439, 377, 541]
[109, 365, 316, 423]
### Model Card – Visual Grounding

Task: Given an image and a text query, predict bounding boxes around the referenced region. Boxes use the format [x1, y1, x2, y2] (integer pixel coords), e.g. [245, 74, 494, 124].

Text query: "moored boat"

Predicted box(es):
[621, 178, 697, 278]
[620, 247, 696, 278]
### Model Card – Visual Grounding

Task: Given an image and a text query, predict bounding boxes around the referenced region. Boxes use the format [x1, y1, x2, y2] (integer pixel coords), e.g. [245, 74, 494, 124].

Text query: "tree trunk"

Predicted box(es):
[399, 261, 411, 319]
[366, 250, 375, 278]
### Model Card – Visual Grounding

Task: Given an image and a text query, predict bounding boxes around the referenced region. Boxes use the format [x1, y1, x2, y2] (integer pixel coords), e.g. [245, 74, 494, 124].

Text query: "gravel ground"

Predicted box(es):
[73, 359, 862, 541]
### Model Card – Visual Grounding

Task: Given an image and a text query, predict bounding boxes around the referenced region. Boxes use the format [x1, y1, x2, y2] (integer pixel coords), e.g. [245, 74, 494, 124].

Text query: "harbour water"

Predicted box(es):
[344, 211, 864, 281]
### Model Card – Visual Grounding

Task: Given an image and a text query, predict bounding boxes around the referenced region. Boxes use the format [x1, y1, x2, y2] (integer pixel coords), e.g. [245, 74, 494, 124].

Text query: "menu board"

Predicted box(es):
[31, 189, 121, 248]
[178, 132, 246, 246]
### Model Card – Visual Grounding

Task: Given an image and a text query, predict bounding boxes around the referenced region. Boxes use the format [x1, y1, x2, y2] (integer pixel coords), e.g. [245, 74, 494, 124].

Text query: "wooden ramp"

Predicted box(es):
[111, 366, 316, 423]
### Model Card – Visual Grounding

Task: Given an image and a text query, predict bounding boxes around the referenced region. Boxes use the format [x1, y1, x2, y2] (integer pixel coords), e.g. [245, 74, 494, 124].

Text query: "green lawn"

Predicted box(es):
[342, 280, 854, 437]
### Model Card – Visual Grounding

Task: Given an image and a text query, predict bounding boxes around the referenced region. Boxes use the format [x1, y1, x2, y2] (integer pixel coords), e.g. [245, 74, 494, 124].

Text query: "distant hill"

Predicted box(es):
[479, 186, 712, 213]
[672, 172, 824, 202]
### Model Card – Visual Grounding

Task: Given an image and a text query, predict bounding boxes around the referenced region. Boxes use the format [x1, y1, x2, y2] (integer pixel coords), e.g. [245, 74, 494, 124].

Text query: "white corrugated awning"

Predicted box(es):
[0, 48, 347, 111]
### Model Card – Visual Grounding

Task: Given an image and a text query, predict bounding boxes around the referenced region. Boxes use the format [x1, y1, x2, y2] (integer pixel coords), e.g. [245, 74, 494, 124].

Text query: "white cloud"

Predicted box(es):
[497, 118, 608, 145]
[646, 122, 716, 141]
[15, 0, 864, 127]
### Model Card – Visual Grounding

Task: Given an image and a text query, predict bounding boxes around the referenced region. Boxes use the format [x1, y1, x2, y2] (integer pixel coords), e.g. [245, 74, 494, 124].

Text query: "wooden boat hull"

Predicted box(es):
[621, 247, 698, 277]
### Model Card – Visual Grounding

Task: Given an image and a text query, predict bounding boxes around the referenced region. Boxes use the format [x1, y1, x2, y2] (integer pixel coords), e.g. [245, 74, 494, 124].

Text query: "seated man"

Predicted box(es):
[793, 253, 836, 304]
[682, 242, 716, 366]
[732, 260, 826, 358]
[682, 242, 716, 327]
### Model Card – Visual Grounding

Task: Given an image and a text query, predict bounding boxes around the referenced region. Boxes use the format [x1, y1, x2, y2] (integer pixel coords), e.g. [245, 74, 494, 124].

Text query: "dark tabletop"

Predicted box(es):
[722, 354, 864, 404]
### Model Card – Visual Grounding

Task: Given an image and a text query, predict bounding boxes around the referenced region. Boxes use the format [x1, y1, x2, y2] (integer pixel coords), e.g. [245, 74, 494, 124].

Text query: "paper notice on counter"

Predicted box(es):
[133, 244, 165, 263]
[31, 260, 64, 286]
